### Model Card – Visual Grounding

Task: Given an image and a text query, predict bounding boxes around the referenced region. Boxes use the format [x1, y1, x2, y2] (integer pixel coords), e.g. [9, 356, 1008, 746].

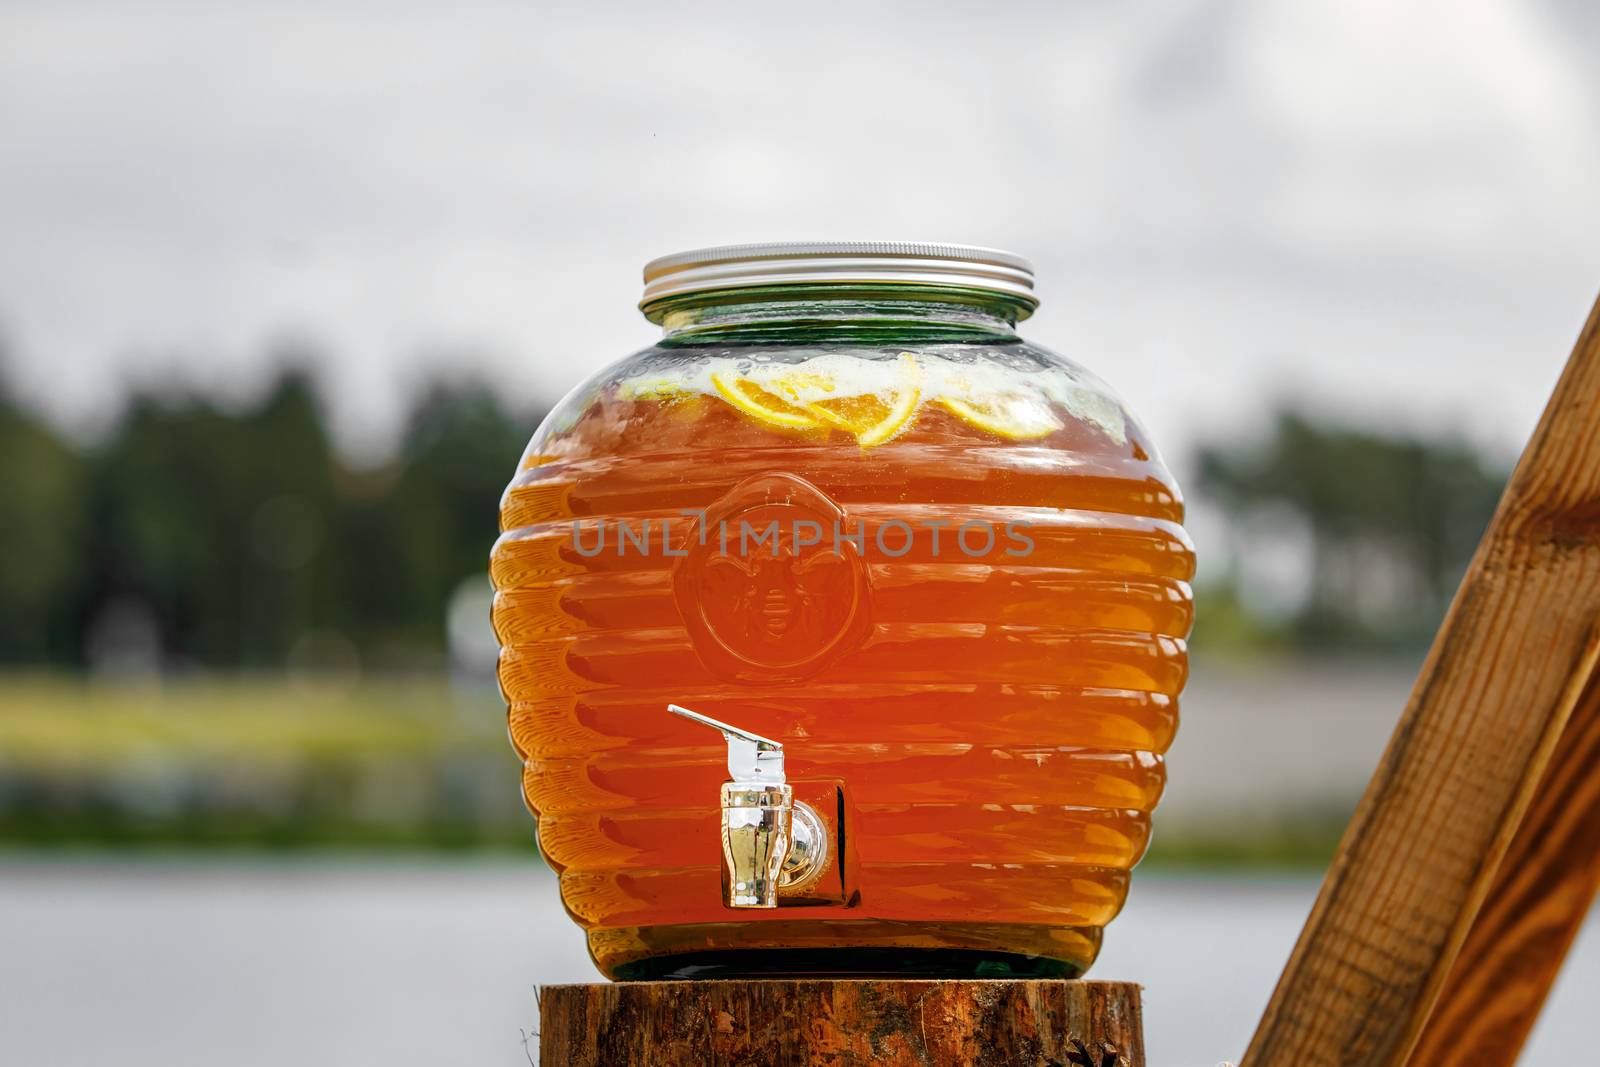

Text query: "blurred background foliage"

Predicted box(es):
[1, 361, 539, 671]
[0, 355, 546, 851]
[1194, 411, 1508, 655]
[0, 354, 1512, 859]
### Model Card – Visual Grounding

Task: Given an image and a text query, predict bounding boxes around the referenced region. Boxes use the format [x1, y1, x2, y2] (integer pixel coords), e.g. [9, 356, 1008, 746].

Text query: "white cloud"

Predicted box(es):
[0, 0, 1595, 466]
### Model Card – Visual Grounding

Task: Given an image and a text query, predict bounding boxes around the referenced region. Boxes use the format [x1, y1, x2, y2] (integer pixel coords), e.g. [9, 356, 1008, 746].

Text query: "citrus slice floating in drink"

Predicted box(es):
[764, 369, 837, 405]
[804, 353, 922, 447]
[938, 394, 1061, 440]
[709, 370, 822, 430]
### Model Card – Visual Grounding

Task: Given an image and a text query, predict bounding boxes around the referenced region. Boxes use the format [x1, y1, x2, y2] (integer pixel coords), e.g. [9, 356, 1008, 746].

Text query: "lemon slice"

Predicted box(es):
[763, 369, 837, 404]
[938, 394, 1061, 440]
[804, 353, 922, 447]
[709, 370, 822, 430]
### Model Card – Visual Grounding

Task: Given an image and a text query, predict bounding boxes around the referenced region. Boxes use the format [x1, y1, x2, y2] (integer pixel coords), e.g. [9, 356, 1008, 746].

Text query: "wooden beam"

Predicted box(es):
[1241, 291, 1600, 1067]
[539, 979, 1144, 1066]
[1407, 667, 1600, 1065]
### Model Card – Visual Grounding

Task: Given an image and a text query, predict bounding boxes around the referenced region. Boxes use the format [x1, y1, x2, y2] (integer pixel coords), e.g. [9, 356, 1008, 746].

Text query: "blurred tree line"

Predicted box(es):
[0, 362, 544, 671]
[1195, 410, 1510, 654]
[0, 371, 1514, 854]
[0, 357, 1511, 669]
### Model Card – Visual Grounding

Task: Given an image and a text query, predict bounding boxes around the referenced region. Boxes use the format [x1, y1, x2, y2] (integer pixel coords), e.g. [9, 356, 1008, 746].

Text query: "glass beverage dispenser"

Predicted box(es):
[491, 242, 1193, 979]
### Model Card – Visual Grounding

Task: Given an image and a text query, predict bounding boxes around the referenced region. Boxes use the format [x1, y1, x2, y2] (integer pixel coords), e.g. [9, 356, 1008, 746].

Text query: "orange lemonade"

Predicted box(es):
[493, 324, 1193, 978]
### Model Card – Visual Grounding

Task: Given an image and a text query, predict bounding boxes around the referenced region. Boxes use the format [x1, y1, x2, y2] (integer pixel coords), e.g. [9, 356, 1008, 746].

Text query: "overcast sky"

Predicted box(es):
[3, 0, 1598, 468]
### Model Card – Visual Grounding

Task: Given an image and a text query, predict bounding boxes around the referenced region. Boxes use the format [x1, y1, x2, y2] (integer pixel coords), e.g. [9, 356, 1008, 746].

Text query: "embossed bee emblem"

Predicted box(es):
[675, 473, 871, 684]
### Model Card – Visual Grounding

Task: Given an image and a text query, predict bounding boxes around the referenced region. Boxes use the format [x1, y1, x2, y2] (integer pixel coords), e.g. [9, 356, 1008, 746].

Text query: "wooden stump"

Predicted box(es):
[538, 979, 1144, 1066]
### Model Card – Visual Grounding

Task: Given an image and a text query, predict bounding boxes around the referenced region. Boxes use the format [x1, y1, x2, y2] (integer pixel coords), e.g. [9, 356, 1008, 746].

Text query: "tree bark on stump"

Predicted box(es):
[538, 979, 1144, 1066]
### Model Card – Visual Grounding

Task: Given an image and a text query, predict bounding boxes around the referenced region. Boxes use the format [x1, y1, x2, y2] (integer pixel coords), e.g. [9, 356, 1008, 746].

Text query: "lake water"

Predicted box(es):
[1, 858, 1592, 1065]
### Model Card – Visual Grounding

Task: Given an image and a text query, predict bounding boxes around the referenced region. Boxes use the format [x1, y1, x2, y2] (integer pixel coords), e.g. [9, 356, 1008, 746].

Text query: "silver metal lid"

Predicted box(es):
[640, 241, 1037, 319]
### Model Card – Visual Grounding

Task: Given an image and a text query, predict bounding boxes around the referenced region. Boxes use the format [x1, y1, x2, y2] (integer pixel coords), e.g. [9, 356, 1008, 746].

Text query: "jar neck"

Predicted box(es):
[650, 287, 1025, 345]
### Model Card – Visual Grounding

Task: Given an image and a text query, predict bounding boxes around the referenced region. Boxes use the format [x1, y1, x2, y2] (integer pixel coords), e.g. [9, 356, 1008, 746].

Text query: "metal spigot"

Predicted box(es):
[667, 704, 829, 908]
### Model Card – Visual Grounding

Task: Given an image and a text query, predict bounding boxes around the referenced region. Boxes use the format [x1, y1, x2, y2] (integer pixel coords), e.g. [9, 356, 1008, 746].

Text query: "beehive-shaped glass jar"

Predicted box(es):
[492, 243, 1193, 980]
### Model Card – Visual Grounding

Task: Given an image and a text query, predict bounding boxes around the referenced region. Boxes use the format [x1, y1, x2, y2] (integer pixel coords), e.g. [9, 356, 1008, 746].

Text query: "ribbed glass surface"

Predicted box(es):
[491, 338, 1193, 979]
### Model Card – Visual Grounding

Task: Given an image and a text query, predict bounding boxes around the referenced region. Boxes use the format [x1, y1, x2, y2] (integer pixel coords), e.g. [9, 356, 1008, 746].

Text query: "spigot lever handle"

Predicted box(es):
[667, 704, 786, 784]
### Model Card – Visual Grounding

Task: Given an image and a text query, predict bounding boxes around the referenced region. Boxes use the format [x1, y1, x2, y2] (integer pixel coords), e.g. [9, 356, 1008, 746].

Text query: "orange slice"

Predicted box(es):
[804, 353, 923, 447]
[709, 370, 822, 430]
[938, 394, 1060, 440]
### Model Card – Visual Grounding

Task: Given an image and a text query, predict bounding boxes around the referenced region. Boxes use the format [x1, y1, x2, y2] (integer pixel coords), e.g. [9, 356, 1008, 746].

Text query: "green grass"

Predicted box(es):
[1142, 818, 1346, 870]
[0, 673, 529, 851]
[0, 674, 1343, 867]
[0, 673, 499, 765]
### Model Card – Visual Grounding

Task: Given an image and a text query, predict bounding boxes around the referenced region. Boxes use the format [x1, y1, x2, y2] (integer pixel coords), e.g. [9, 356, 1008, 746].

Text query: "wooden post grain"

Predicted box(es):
[1242, 292, 1600, 1067]
[538, 979, 1144, 1066]
[1406, 666, 1600, 1066]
